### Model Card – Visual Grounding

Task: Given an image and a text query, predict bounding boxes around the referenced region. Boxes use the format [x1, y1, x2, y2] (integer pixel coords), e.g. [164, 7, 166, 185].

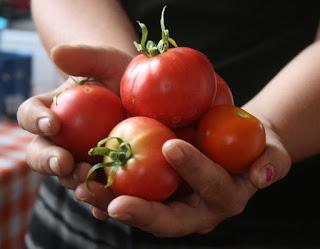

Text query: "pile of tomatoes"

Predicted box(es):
[49, 7, 266, 202]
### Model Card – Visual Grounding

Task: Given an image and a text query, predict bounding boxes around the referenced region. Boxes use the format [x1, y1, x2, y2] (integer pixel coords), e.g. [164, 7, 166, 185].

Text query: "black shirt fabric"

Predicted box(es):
[24, 1, 320, 248]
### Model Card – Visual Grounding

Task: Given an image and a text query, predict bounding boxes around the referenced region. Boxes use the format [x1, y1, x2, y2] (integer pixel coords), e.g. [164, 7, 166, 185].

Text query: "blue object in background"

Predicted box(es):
[0, 51, 32, 121]
[0, 17, 8, 48]
[0, 17, 8, 29]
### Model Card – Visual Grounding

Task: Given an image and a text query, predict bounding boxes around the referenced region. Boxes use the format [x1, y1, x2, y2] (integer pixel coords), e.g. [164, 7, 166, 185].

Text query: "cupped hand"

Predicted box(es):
[78, 123, 291, 237]
[17, 44, 133, 189]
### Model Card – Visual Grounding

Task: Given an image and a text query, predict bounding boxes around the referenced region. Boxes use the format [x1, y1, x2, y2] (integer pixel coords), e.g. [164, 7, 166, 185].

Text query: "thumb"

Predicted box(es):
[51, 45, 133, 95]
[249, 130, 291, 189]
[162, 139, 232, 195]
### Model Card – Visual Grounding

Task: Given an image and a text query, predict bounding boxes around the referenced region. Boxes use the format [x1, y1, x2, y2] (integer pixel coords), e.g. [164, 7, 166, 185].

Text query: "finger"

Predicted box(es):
[162, 139, 233, 197]
[162, 139, 254, 218]
[17, 80, 76, 136]
[51, 45, 132, 95]
[90, 206, 109, 220]
[106, 140, 255, 237]
[107, 195, 219, 237]
[58, 162, 96, 190]
[26, 135, 74, 176]
[249, 129, 291, 189]
[73, 181, 114, 211]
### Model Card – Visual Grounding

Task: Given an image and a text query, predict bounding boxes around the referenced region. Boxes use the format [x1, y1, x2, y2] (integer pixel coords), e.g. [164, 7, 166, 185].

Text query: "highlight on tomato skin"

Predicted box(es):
[196, 105, 266, 174]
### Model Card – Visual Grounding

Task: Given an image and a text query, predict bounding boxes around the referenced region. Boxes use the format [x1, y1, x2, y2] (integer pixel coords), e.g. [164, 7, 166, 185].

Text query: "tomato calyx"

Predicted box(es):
[53, 77, 96, 106]
[234, 109, 250, 119]
[86, 137, 132, 194]
[53, 87, 68, 106]
[134, 6, 178, 57]
[70, 76, 93, 86]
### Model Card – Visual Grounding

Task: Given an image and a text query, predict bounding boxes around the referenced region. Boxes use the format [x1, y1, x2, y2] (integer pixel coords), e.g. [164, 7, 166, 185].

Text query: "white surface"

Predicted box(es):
[1, 28, 64, 95]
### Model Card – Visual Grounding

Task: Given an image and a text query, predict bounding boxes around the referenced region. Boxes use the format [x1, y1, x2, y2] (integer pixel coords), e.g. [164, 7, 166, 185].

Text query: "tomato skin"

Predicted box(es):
[211, 73, 234, 107]
[50, 85, 126, 164]
[120, 47, 217, 128]
[104, 117, 181, 202]
[196, 105, 266, 174]
[173, 125, 197, 146]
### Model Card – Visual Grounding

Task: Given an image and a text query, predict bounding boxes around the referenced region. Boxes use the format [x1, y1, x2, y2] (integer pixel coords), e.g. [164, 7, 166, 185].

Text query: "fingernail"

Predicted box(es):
[108, 212, 131, 221]
[74, 191, 87, 202]
[91, 208, 99, 219]
[49, 157, 61, 175]
[91, 207, 109, 220]
[260, 165, 274, 188]
[162, 142, 184, 164]
[38, 117, 51, 134]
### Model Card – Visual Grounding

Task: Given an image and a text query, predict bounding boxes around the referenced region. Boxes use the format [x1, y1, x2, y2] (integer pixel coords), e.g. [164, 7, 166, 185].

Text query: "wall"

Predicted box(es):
[1, 28, 64, 95]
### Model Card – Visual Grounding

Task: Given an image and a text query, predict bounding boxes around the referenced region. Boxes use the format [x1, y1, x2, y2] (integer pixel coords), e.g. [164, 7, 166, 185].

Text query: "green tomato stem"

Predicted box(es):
[70, 76, 93, 86]
[133, 5, 178, 57]
[236, 110, 251, 119]
[86, 136, 132, 194]
[53, 87, 68, 106]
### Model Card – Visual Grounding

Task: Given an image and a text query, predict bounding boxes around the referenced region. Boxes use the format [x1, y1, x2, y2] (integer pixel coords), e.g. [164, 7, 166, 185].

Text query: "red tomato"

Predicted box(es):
[93, 116, 181, 201]
[211, 73, 234, 107]
[50, 85, 126, 164]
[196, 105, 266, 174]
[120, 47, 217, 128]
[172, 125, 196, 196]
[173, 125, 197, 146]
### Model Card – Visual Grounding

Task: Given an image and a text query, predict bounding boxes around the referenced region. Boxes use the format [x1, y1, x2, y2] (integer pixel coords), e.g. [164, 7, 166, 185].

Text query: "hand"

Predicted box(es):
[17, 44, 133, 192]
[74, 123, 291, 237]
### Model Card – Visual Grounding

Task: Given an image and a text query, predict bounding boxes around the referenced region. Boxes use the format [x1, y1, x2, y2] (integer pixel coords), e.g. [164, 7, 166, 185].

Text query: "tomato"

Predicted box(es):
[50, 85, 126, 164]
[211, 73, 234, 107]
[173, 125, 197, 146]
[87, 116, 181, 201]
[196, 105, 266, 174]
[120, 47, 216, 128]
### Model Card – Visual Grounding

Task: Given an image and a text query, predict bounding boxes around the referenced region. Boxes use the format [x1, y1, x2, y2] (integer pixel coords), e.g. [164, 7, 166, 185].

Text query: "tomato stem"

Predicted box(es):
[54, 76, 97, 104]
[70, 76, 93, 86]
[134, 22, 149, 57]
[53, 88, 68, 106]
[133, 5, 178, 58]
[86, 137, 132, 194]
[236, 110, 251, 119]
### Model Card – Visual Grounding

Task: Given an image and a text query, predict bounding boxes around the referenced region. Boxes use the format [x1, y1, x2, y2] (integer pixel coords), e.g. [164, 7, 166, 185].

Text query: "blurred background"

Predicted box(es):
[0, 0, 63, 121]
[1, 2, 56, 248]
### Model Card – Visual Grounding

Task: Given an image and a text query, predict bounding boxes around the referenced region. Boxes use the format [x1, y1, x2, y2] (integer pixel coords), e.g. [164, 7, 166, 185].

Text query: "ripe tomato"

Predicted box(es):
[50, 85, 126, 164]
[173, 125, 197, 146]
[88, 116, 181, 201]
[211, 73, 234, 107]
[196, 105, 266, 174]
[120, 47, 217, 128]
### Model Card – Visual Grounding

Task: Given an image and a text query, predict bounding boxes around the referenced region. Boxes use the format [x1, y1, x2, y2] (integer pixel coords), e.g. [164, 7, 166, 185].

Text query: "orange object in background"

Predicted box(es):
[0, 122, 42, 249]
